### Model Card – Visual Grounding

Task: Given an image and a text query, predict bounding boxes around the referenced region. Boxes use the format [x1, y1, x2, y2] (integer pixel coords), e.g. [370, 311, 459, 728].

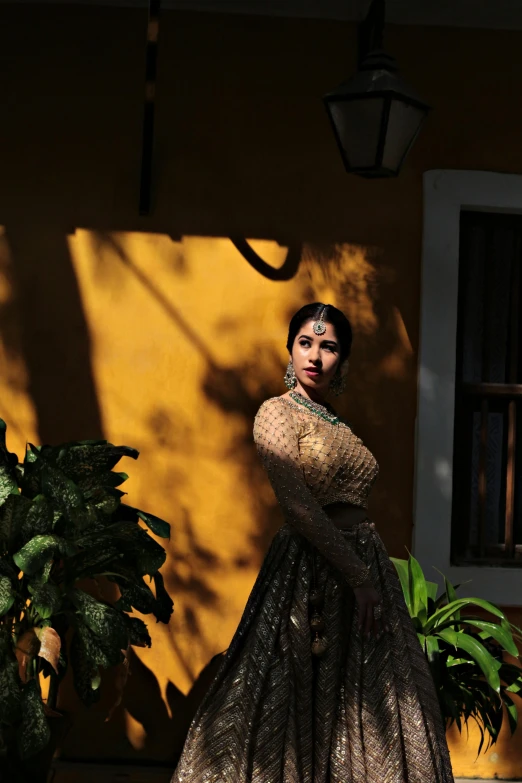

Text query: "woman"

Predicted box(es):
[172, 303, 454, 783]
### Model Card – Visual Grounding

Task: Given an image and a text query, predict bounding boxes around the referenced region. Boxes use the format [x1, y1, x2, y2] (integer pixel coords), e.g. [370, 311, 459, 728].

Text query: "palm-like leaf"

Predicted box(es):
[393, 554, 522, 754]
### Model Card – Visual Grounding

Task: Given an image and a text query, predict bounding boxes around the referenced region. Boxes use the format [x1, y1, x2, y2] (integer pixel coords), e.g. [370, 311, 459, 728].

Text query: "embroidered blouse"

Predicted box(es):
[253, 395, 379, 588]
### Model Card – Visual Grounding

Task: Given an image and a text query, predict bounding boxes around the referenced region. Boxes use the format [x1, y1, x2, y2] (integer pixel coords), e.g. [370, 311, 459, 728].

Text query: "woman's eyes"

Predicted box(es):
[299, 340, 336, 352]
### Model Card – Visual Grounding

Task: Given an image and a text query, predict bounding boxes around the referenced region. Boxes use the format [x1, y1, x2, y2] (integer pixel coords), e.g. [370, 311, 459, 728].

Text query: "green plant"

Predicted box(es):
[0, 418, 173, 766]
[392, 553, 522, 754]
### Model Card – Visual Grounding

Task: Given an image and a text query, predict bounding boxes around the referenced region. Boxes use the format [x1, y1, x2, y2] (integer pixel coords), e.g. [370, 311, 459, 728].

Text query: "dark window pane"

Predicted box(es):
[460, 222, 486, 383]
[514, 402, 522, 546]
[483, 225, 515, 383]
[452, 211, 522, 565]
[455, 400, 507, 559]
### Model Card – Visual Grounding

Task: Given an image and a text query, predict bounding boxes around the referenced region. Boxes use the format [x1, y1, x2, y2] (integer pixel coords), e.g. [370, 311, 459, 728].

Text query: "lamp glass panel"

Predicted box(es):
[381, 99, 426, 171]
[329, 98, 384, 169]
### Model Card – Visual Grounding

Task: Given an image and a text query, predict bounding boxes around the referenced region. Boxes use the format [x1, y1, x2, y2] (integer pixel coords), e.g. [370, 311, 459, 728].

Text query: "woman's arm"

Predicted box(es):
[253, 397, 372, 589]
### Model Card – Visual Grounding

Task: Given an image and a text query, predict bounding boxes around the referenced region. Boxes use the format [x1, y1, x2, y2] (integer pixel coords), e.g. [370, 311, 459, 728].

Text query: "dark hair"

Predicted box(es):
[286, 302, 353, 361]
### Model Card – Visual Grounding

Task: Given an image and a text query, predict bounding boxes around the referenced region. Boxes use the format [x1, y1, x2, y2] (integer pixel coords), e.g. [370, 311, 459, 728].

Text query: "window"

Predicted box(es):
[452, 212, 522, 566]
[414, 170, 522, 606]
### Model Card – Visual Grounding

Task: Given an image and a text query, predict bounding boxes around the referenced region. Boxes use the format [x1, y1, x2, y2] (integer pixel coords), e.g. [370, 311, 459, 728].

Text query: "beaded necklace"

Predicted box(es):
[289, 391, 341, 425]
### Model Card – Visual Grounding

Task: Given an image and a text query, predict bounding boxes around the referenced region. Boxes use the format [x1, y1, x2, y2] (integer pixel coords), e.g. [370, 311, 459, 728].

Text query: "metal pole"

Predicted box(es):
[139, 0, 161, 216]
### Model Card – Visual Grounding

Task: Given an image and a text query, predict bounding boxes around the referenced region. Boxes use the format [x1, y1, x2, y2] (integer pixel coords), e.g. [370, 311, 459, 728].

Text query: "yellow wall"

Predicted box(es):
[1, 4, 522, 777]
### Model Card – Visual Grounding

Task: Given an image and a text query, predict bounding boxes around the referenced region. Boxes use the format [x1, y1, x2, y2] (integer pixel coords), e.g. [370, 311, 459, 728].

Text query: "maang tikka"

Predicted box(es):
[312, 306, 327, 335]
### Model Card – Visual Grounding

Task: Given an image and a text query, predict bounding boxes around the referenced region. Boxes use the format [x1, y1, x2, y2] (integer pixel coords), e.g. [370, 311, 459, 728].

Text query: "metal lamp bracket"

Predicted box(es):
[358, 0, 386, 66]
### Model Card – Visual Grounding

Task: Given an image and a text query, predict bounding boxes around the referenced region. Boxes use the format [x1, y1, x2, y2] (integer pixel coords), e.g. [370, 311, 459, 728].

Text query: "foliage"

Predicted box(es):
[0, 419, 173, 763]
[392, 553, 522, 754]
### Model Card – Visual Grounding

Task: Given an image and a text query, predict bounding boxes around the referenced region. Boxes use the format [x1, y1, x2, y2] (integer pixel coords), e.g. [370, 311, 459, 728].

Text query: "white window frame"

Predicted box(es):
[413, 169, 522, 606]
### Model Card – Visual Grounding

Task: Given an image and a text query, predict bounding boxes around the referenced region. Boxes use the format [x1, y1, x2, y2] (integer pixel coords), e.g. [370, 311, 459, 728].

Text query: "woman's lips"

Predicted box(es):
[304, 369, 322, 377]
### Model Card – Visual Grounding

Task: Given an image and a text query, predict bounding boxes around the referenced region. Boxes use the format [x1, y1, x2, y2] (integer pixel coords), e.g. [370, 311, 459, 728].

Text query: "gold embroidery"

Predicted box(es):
[172, 398, 454, 783]
[252, 396, 378, 588]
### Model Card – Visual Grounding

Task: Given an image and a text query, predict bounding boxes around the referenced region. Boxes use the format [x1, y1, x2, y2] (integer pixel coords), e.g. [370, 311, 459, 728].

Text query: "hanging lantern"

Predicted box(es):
[323, 1, 430, 177]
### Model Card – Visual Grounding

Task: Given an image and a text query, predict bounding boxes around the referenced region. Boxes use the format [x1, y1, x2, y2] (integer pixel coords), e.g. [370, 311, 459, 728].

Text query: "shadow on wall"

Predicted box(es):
[85, 229, 293, 559]
[1, 225, 104, 445]
[0, 214, 417, 771]
[84, 230, 412, 560]
[0, 223, 414, 765]
[114, 647, 227, 766]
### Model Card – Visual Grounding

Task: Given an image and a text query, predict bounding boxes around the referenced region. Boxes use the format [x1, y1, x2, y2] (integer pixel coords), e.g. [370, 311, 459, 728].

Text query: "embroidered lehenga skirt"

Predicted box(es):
[172, 520, 454, 783]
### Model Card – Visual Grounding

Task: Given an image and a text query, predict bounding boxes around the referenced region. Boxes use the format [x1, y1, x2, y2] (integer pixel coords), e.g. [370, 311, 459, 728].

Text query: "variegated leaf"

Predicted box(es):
[16, 679, 51, 760]
[13, 534, 74, 575]
[36, 627, 61, 674]
[20, 494, 54, 543]
[69, 589, 128, 649]
[30, 557, 54, 586]
[0, 575, 15, 616]
[0, 646, 22, 723]
[70, 630, 101, 707]
[135, 507, 170, 539]
[40, 463, 84, 518]
[74, 622, 123, 669]
[29, 582, 62, 620]
[56, 442, 138, 479]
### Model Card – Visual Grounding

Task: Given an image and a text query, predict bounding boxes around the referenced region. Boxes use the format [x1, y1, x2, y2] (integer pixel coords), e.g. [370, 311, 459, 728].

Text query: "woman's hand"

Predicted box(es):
[353, 582, 389, 640]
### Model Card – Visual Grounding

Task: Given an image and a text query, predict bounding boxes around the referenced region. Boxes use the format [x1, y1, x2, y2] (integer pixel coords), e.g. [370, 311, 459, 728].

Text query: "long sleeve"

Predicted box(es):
[253, 398, 371, 589]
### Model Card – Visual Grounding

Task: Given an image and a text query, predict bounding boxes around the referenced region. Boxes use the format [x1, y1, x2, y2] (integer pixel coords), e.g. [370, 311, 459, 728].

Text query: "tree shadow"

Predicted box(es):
[77, 225, 413, 595]
[116, 647, 226, 764]
[0, 220, 413, 767]
[2, 223, 104, 445]
[85, 230, 298, 563]
[57, 646, 227, 766]
[162, 507, 223, 682]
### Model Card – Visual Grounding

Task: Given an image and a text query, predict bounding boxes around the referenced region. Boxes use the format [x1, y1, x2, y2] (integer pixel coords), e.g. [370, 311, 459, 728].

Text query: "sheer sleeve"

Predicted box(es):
[253, 397, 371, 589]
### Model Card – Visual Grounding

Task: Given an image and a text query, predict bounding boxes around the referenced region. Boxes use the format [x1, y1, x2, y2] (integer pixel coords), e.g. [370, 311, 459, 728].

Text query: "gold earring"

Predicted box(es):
[284, 360, 297, 389]
[329, 373, 345, 396]
[329, 360, 348, 396]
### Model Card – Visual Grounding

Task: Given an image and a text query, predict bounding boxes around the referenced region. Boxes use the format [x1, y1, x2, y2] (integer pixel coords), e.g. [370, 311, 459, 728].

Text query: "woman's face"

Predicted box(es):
[291, 319, 342, 396]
